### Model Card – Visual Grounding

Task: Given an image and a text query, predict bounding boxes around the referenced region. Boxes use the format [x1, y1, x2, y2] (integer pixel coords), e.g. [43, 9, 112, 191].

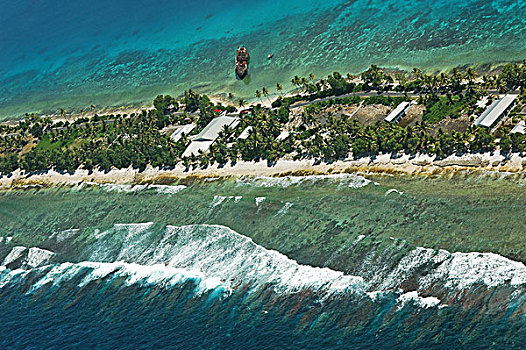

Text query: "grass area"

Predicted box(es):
[34, 135, 59, 151]
[35, 133, 79, 152]
[422, 96, 465, 124]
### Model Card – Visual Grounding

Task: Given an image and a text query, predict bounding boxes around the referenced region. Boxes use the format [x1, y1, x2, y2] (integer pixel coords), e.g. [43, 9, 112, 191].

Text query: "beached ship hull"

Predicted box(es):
[235, 47, 249, 79]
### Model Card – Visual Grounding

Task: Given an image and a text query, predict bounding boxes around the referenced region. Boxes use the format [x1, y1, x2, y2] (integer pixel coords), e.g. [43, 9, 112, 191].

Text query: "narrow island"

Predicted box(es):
[1, 62, 526, 187]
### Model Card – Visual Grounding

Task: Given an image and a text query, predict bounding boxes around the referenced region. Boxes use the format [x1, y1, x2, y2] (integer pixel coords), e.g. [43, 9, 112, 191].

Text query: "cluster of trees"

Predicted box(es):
[273, 72, 359, 108]
[0, 61, 526, 175]
[292, 114, 526, 162]
[182, 105, 293, 169]
[0, 101, 193, 174]
[270, 61, 526, 111]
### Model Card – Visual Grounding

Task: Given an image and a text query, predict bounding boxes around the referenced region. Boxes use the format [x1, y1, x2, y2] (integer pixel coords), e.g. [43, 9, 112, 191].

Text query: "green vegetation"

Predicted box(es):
[0, 62, 526, 174]
[422, 95, 468, 123]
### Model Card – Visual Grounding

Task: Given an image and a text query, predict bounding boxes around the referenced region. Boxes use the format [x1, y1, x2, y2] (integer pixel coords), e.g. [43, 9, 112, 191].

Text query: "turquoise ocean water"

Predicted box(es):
[1, 0, 526, 118]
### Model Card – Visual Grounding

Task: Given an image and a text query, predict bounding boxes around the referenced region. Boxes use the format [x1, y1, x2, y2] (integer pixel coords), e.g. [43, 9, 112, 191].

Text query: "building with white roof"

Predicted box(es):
[238, 126, 253, 140]
[182, 116, 239, 157]
[474, 94, 518, 128]
[193, 116, 239, 141]
[182, 140, 215, 157]
[385, 101, 411, 123]
[170, 124, 195, 142]
[511, 120, 526, 134]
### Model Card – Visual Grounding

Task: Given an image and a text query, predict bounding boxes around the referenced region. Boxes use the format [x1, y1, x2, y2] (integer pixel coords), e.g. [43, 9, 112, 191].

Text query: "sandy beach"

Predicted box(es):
[1, 151, 525, 189]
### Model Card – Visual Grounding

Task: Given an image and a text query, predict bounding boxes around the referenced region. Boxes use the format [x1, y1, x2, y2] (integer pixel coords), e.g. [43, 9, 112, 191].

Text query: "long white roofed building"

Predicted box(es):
[511, 120, 526, 134]
[474, 94, 518, 128]
[384, 101, 411, 123]
[170, 124, 196, 142]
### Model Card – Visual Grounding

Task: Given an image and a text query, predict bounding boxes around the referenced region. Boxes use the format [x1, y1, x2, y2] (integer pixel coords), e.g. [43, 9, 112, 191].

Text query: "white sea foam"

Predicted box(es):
[100, 184, 138, 193]
[115, 222, 154, 239]
[255, 197, 266, 207]
[375, 247, 446, 290]
[25, 261, 225, 296]
[50, 229, 79, 243]
[385, 189, 404, 196]
[59, 224, 526, 301]
[3, 246, 27, 266]
[276, 202, 293, 215]
[397, 291, 441, 309]
[129, 225, 365, 296]
[0, 269, 29, 289]
[66, 224, 366, 297]
[29, 263, 81, 292]
[4, 222, 526, 311]
[93, 229, 105, 239]
[149, 184, 187, 194]
[97, 183, 186, 194]
[78, 262, 222, 293]
[77, 261, 120, 286]
[210, 195, 228, 208]
[26, 248, 54, 268]
[420, 252, 526, 289]
[239, 174, 374, 189]
[378, 245, 526, 293]
[2, 246, 54, 268]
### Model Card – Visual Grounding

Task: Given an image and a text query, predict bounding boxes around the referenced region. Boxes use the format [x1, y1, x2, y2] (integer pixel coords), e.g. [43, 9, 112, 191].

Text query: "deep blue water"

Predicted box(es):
[0, 267, 522, 350]
[1, 0, 526, 118]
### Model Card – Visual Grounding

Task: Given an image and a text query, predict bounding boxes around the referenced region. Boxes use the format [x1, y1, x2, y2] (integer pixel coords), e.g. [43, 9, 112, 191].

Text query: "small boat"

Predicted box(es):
[235, 46, 249, 79]
[267, 53, 273, 60]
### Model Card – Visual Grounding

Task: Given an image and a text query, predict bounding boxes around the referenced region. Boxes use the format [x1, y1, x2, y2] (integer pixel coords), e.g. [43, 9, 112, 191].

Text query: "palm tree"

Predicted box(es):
[255, 90, 262, 102]
[228, 92, 235, 101]
[276, 83, 283, 93]
[291, 76, 301, 92]
[413, 68, 423, 80]
[300, 77, 308, 92]
[309, 73, 315, 81]
[465, 68, 476, 85]
[238, 98, 246, 108]
[90, 104, 96, 111]
[221, 125, 233, 140]
[414, 121, 431, 136]
[262, 87, 271, 103]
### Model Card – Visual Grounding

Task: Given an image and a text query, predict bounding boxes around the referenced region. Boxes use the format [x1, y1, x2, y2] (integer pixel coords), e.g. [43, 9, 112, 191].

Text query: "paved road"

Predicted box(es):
[289, 91, 419, 109]
[288, 89, 513, 110]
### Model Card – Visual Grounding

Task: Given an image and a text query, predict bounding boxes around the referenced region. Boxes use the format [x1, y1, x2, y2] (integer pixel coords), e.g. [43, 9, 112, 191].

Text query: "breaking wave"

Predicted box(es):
[237, 174, 375, 188]
[93, 183, 187, 194]
[3, 224, 526, 313]
[0, 225, 365, 300]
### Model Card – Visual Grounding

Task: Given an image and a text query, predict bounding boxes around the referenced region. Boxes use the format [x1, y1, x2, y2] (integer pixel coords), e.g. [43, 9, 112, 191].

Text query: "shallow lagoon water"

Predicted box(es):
[1, 0, 526, 118]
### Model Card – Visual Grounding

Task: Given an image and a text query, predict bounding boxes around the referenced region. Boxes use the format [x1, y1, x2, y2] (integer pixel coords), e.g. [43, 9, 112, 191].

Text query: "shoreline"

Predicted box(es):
[0, 60, 512, 124]
[2, 151, 526, 189]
